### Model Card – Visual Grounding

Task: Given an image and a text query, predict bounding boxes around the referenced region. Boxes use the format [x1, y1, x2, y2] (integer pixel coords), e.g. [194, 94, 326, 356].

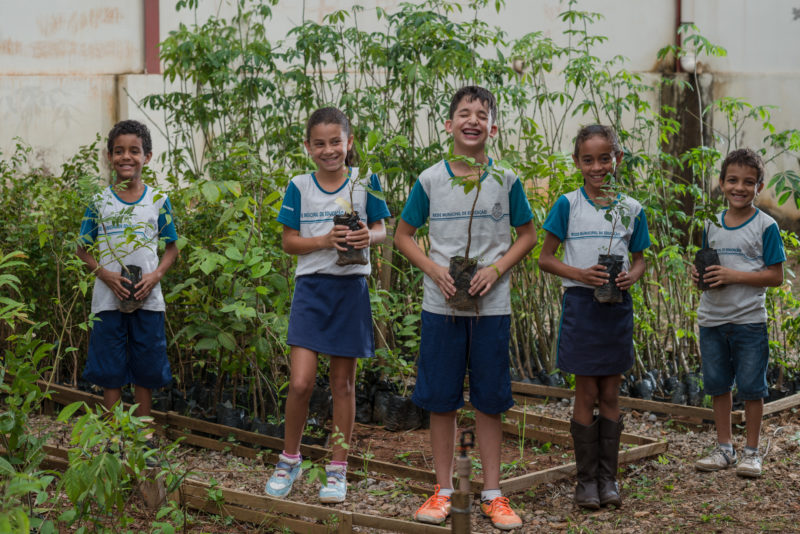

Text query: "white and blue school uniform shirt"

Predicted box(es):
[401, 159, 533, 317]
[277, 169, 391, 276]
[79, 185, 178, 313]
[542, 187, 650, 288]
[698, 209, 785, 327]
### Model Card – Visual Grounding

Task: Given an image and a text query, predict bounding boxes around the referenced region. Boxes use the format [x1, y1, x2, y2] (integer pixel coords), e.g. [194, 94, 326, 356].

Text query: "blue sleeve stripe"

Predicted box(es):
[158, 197, 179, 243]
[629, 208, 651, 252]
[78, 205, 99, 246]
[366, 174, 391, 223]
[400, 179, 429, 228]
[277, 181, 301, 230]
[542, 195, 570, 241]
[508, 179, 533, 227]
[762, 223, 786, 265]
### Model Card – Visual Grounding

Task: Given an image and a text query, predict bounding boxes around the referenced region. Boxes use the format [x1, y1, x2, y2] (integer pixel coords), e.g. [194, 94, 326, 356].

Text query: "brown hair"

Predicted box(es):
[305, 107, 355, 167]
[449, 85, 498, 124]
[719, 148, 765, 184]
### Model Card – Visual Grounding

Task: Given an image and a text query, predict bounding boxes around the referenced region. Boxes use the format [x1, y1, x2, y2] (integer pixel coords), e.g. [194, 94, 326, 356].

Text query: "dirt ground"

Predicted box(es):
[33, 399, 800, 533]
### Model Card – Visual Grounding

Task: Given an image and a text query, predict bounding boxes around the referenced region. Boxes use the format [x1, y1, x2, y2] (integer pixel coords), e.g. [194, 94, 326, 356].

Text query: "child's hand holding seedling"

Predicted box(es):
[96, 268, 130, 301]
[345, 220, 371, 249]
[574, 264, 610, 287]
[428, 264, 456, 300]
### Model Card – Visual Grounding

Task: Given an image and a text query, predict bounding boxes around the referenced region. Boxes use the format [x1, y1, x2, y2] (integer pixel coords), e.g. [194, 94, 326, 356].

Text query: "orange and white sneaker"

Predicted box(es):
[480, 496, 522, 531]
[414, 484, 451, 524]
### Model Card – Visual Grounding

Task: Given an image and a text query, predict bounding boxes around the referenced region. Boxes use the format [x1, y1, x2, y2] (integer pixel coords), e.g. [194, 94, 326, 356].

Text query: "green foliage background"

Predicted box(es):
[3, 0, 800, 417]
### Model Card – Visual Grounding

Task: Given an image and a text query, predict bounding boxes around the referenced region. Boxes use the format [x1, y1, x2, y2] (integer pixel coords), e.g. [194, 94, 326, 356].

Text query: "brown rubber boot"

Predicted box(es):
[597, 415, 623, 507]
[570, 417, 600, 509]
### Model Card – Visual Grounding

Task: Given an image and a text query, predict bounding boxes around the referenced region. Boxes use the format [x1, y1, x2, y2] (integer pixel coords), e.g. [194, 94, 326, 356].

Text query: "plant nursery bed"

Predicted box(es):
[20, 380, 800, 533]
[39, 381, 665, 492]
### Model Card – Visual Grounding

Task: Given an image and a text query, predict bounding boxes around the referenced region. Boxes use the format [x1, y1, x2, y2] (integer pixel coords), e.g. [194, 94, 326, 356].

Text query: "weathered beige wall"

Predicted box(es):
[0, 2, 142, 74]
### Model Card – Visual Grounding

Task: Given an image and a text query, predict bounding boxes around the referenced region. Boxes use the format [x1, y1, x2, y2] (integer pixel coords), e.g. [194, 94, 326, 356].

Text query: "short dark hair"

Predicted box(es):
[573, 124, 621, 158]
[305, 106, 355, 166]
[449, 86, 497, 124]
[720, 148, 765, 184]
[107, 120, 152, 155]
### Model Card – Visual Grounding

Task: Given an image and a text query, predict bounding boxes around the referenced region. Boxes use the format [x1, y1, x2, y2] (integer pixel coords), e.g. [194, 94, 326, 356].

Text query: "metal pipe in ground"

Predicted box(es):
[451, 430, 474, 534]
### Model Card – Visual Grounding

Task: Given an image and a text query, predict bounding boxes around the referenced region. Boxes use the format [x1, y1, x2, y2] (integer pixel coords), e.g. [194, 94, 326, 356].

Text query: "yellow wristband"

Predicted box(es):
[490, 263, 502, 278]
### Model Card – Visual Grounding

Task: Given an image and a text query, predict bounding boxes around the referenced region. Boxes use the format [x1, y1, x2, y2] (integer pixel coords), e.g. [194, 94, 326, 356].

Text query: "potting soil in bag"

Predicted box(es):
[384, 394, 421, 432]
[216, 401, 246, 429]
[119, 264, 143, 313]
[307, 382, 332, 426]
[355, 387, 373, 424]
[447, 255, 478, 311]
[333, 212, 368, 266]
[594, 254, 624, 303]
[694, 247, 722, 291]
[684, 373, 703, 406]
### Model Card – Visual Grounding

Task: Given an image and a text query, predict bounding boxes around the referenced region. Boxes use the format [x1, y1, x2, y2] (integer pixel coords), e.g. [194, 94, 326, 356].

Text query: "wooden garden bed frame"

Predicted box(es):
[29, 445, 449, 534]
[511, 380, 800, 425]
[29, 380, 668, 531]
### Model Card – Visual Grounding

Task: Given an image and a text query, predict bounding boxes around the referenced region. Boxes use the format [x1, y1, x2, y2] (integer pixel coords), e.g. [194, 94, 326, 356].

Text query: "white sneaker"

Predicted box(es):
[736, 449, 762, 478]
[319, 467, 347, 503]
[695, 445, 737, 472]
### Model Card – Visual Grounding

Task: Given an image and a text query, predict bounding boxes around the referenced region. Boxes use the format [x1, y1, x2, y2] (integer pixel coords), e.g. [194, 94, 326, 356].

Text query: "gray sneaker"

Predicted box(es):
[695, 445, 737, 472]
[736, 449, 762, 478]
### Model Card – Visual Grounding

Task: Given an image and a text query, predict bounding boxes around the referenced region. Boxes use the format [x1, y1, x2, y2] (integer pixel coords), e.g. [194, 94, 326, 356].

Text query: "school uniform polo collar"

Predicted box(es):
[311, 167, 352, 195]
[721, 208, 759, 230]
[580, 186, 620, 209]
[110, 184, 148, 205]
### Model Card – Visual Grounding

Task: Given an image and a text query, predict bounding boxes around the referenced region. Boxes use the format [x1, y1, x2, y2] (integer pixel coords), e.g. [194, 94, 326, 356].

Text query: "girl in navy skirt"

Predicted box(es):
[268, 107, 391, 503]
[538, 125, 650, 509]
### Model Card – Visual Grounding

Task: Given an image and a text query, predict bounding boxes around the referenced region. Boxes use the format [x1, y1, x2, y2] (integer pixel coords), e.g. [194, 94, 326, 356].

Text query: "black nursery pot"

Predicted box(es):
[593, 254, 624, 304]
[384, 394, 424, 432]
[694, 247, 722, 291]
[119, 264, 143, 313]
[447, 256, 478, 311]
[333, 211, 368, 266]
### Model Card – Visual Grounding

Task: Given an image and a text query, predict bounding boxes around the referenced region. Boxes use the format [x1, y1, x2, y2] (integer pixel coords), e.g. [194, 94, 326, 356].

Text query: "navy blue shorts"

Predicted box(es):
[287, 274, 374, 358]
[412, 311, 513, 415]
[83, 310, 171, 389]
[700, 322, 769, 400]
[556, 287, 634, 376]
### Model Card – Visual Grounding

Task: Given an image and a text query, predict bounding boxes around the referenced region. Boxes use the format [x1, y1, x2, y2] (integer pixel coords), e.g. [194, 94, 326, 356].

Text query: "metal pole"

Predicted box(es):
[451, 430, 474, 534]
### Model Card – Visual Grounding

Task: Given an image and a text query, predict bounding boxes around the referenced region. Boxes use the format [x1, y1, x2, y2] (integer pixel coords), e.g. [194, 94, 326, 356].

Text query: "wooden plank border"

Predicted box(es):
[762, 391, 800, 416]
[39, 381, 440, 485]
[510, 381, 746, 424]
[500, 439, 668, 494]
[181, 478, 451, 534]
[35, 381, 666, 499]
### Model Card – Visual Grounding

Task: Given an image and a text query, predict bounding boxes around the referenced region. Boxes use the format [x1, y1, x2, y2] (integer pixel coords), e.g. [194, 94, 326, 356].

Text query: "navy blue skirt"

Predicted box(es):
[556, 287, 634, 376]
[287, 274, 374, 358]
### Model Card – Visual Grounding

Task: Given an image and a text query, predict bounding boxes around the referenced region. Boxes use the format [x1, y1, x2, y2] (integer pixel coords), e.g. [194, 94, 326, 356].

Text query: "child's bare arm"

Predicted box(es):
[394, 219, 455, 299]
[701, 263, 783, 288]
[615, 251, 645, 290]
[76, 245, 129, 300]
[348, 219, 386, 249]
[134, 241, 179, 300]
[282, 224, 347, 254]
[537, 231, 609, 287]
[469, 220, 537, 296]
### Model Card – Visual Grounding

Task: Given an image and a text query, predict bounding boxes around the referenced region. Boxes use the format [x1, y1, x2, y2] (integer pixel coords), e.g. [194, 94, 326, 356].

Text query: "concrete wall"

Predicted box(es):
[1, 0, 798, 187]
